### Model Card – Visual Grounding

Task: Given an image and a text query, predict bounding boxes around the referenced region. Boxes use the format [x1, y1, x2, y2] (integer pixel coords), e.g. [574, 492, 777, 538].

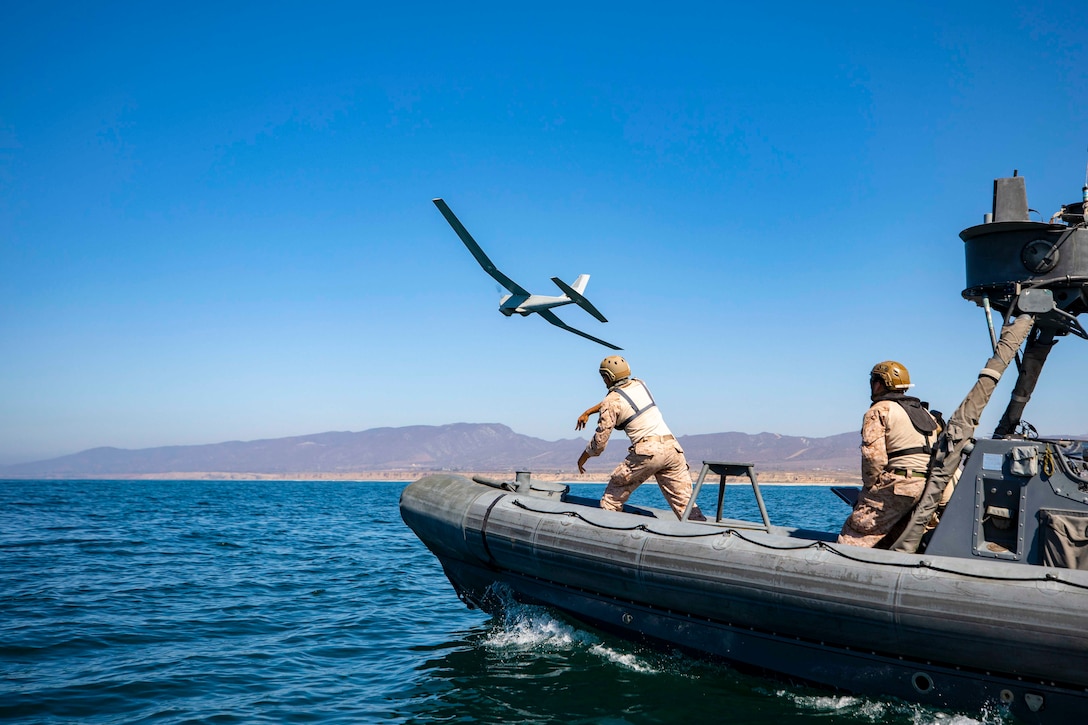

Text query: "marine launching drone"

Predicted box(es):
[433, 198, 621, 350]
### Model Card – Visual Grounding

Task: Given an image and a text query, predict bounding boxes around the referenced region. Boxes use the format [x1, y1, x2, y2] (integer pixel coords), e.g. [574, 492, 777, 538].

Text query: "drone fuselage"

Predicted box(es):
[499, 293, 573, 317]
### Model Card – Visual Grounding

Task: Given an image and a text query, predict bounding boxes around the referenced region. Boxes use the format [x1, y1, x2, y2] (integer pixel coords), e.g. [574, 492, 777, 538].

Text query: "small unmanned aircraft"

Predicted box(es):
[433, 198, 621, 350]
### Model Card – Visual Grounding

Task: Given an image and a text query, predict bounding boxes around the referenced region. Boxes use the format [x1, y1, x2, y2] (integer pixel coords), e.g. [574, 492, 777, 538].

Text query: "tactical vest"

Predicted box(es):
[611, 379, 672, 442]
[872, 393, 939, 464]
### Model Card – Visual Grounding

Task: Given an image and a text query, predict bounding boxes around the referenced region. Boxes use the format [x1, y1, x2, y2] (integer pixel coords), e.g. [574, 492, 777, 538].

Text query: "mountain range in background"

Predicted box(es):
[0, 424, 864, 482]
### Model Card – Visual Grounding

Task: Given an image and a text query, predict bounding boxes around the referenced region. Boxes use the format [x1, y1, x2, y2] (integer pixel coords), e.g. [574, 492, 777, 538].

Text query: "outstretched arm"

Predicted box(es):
[575, 403, 602, 431]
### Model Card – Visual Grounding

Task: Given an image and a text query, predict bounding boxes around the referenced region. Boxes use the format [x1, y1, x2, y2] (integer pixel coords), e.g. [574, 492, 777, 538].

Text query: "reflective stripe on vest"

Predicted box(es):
[614, 380, 657, 431]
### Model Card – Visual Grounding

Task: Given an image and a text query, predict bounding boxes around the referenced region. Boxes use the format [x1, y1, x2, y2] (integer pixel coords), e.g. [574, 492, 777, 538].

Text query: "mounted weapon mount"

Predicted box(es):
[960, 173, 1088, 437]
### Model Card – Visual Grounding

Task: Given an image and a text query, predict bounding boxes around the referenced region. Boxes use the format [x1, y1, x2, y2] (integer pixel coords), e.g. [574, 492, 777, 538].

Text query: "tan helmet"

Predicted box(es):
[871, 360, 911, 391]
[599, 355, 631, 385]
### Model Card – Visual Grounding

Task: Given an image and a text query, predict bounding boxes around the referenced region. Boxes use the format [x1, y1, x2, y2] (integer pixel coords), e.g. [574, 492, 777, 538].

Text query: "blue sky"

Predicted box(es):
[2, 1, 1087, 464]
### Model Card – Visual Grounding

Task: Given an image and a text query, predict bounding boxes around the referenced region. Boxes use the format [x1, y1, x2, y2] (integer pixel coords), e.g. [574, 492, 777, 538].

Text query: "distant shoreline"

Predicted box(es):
[3, 469, 862, 485]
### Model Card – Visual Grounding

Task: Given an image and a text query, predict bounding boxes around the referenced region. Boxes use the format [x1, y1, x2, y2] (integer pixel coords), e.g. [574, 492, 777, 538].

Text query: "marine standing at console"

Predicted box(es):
[838, 361, 940, 547]
[577, 356, 705, 521]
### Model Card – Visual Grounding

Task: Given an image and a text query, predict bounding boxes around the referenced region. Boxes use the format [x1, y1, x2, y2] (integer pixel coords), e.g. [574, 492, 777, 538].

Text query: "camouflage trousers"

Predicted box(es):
[837, 471, 926, 547]
[601, 438, 694, 520]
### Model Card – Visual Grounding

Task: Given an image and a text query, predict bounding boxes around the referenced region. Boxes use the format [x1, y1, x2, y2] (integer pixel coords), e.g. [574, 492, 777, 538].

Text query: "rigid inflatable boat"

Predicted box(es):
[401, 173, 1088, 723]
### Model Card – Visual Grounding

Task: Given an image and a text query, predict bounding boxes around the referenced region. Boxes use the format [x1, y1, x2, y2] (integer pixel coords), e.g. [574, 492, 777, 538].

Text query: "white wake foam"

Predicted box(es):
[779, 687, 1011, 724]
[481, 587, 659, 673]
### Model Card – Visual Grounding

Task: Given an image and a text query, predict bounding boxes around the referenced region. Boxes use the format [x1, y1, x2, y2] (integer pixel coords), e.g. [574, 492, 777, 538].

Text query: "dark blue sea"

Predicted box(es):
[1, 479, 1007, 724]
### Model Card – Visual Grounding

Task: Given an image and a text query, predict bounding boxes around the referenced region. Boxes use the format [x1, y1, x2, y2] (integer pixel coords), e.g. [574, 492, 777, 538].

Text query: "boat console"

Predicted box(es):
[924, 437, 1088, 566]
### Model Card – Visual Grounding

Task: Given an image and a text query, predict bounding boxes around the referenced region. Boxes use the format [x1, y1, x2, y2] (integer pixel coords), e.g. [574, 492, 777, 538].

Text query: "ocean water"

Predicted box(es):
[0, 479, 1009, 724]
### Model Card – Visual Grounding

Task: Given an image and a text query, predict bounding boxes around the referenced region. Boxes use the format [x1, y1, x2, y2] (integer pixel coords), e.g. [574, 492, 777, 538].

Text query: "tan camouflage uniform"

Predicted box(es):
[838, 400, 934, 547]
[583, 379, 695, 519]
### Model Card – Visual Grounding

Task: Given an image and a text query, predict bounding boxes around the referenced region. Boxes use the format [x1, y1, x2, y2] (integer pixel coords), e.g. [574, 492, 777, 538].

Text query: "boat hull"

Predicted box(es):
[401, 474, 1088, 722]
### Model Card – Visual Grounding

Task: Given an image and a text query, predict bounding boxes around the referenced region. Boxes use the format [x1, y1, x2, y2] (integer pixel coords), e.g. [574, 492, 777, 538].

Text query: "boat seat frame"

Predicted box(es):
[682, 461, 771, 530]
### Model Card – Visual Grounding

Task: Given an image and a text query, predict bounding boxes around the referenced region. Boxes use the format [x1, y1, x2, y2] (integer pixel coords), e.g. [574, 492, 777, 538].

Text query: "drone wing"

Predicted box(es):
[537, 309, 622, 350]
[433, 198, 530, 296]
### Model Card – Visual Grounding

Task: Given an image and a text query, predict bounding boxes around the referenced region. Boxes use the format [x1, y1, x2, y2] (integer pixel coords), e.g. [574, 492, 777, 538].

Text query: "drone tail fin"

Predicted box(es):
[551, 276, 608, 323]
